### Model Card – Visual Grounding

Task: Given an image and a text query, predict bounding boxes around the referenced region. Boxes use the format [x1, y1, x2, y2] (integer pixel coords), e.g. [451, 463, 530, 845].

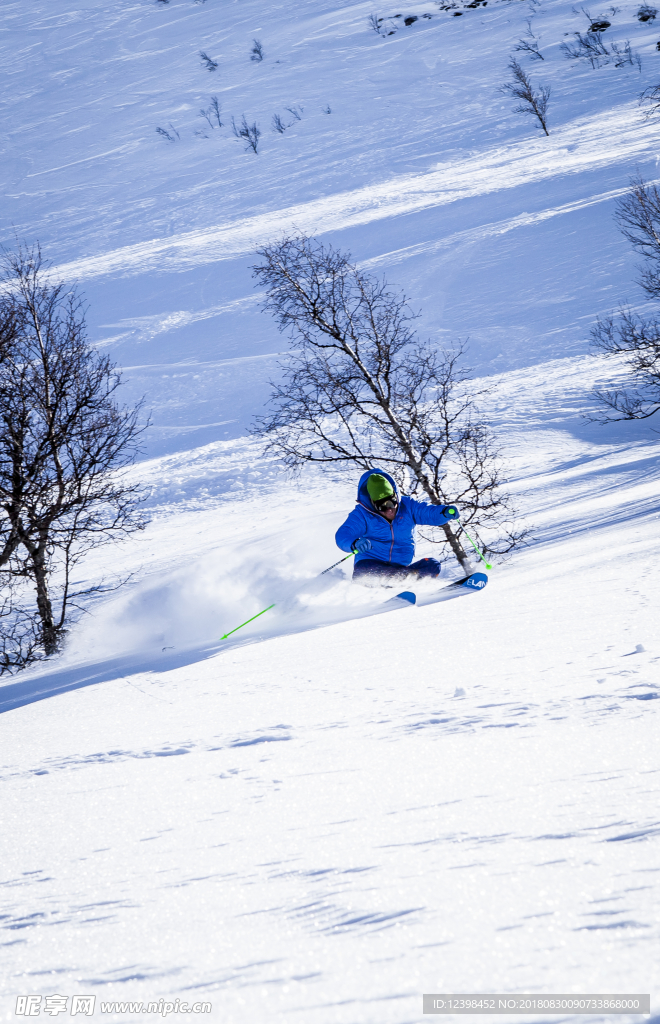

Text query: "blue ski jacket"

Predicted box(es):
[335, 468, 456, 566]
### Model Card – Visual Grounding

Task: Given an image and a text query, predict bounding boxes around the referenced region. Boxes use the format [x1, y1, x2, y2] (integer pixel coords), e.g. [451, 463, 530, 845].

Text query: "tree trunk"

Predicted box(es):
[32, 551, 58, 656]
[442, 523, 470, 573]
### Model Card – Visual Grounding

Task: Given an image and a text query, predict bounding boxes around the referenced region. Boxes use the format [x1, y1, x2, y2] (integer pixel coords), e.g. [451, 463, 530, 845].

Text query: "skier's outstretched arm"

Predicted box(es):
[335, 507, 368, 552]
[409, 499, 459, 527]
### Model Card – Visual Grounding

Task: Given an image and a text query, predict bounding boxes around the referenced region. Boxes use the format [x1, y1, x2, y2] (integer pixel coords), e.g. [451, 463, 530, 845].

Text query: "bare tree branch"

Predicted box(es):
[513, 19, 545, 59]
[590, 308, 660, 419]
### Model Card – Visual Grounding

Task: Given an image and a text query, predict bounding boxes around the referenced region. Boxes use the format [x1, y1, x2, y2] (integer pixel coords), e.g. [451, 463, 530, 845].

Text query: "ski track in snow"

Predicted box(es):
[50, 107, 660, 283]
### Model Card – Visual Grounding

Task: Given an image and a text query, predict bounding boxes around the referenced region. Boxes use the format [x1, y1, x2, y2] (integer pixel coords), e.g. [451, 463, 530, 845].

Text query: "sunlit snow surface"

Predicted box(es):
[1, 0, 660, 1021]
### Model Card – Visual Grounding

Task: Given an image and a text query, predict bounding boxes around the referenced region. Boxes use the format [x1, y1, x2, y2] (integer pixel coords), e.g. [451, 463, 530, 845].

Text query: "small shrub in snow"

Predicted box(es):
[232, 114, 261, 153]
[199, 51, 218, 71]
[637, 4, 657, 20]
[323, 104, 332, 114]
[209, 96, 222, 127]
[156, 124, 180, 142]
[501, 58, 550, 136]
[561, 31, 640, 68]
[250, 39, 264, 62]
[404, 15, 418, 25]
[199, 96, 223, 130]
[368, 13, 383, 34]
[610, 39, 642, 69]
[199, 109, 213, 132]
[561, 30, 610, 65]
[271, 108, 302, 133]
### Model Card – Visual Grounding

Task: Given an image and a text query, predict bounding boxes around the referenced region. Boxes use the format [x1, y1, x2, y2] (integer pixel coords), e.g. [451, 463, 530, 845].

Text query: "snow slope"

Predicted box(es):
[1, 0, 660, 1021]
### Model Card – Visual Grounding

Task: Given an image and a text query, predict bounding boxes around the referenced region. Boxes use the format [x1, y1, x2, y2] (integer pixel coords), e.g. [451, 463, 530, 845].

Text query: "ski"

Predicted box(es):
[385, 571, 488, 611]
[376, 573, 487, 614]
[445, 571, 488, 592]
[423, 570, 488, 604]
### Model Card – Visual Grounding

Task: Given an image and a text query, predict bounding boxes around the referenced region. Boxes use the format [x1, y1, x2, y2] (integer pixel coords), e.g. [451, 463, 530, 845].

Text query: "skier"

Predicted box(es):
[335, 469, 460, 584]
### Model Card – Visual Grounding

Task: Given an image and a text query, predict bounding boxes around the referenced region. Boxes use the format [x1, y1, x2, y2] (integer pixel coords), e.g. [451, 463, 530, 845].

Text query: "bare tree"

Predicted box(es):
[0, 243, 148, 668]
[231, 114, 261, 153]
[199, 50, 218, 71]
[272, 113, 287, 134]
[514, 19, 544, 59]
[502, 58, 550, 135]
[591, 310, 660, 419]
[285, 105, 303, 122]
[251, 236, 525, 570]
[590, 177, 660, 419]
[250, 39, 264, 62]
[368, 13, 383, 33]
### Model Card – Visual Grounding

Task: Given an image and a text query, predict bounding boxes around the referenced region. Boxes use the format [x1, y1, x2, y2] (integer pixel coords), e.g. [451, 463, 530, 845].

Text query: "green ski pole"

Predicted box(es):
[219, 551, 357, 640]
[220, 603, 276, 641]
[457, 523, 492, 571]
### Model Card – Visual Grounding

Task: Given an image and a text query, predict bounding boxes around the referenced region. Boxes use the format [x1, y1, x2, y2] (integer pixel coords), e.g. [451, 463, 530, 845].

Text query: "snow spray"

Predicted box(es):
[219, 551, 357, 639]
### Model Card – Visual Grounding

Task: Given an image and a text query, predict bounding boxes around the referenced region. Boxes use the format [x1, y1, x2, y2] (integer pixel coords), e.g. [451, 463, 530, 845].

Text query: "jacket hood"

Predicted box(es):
[357, 468, 399, 511]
